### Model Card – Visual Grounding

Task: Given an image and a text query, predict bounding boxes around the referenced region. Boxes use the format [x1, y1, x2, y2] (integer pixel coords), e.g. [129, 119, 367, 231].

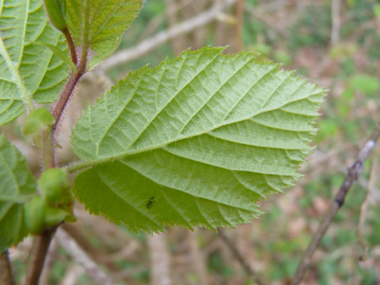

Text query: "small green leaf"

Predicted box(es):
[22, 108, 55, 137]
[23, 196, 47, 235]
[71, 47, 326, 234]
[0, 0, 70, 125]
[65, 0, 143, 66]
[0, 135, 37, 251]
[38, 168, 70, 204]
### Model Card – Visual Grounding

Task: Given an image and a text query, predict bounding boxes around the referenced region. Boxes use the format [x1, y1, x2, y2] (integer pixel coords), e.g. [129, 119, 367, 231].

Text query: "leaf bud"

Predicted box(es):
[24, 196, 47, 235]
[43, 0, 67, 32]
[45, 207, 76, 227]
[38, 168, 70, 204]
[22, 108, 55, 137]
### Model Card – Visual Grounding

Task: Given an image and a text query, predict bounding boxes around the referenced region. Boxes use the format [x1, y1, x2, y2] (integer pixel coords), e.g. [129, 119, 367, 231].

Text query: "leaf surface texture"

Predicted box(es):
[0, 0, 70, 125]
[72, 47, 326, 233]
[66, 0, 142, 63]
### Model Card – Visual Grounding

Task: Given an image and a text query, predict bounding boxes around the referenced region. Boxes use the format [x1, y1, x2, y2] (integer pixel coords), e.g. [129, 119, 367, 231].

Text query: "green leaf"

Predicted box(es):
[65, 0, 142, 66]
[0, 134, 37, 252]
[71, 47, 326, 234]
[0, 0, 70, 125]
[23, 195, 47, 235]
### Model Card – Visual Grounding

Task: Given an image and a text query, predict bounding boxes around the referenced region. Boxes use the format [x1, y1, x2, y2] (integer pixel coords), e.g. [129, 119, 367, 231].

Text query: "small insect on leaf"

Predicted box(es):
[146, 197, 157, 209]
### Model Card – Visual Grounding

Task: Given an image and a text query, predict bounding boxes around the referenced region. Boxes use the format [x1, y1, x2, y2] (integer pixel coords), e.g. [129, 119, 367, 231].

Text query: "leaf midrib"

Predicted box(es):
[69, 89, 323, 173]
[0, 1, 33, 112]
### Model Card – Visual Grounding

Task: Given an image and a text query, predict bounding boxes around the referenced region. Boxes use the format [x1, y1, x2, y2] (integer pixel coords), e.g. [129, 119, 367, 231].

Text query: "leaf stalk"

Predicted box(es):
[62, 29, 77, 66]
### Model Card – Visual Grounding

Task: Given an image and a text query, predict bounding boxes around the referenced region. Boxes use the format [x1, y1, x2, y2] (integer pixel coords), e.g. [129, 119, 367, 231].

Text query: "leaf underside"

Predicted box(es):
[66, 0, 142, 66]
[0, 0, 70, 125]
[72, 47, 326, 234]
[0, 135, 36, 252]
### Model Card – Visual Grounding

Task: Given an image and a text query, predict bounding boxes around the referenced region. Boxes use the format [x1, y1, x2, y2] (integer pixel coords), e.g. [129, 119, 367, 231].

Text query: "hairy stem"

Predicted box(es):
[292, 121, 380, 285]
[0, 251, 14, 285]
[51, 2, 90, 153]
[24, 227, 58, 285]
[62, 29, 77, 66]
[26, 4, 91, 284]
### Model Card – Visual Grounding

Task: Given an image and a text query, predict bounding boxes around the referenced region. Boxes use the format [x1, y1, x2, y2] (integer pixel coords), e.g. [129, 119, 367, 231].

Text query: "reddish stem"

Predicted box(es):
[62, 29, 77, 66]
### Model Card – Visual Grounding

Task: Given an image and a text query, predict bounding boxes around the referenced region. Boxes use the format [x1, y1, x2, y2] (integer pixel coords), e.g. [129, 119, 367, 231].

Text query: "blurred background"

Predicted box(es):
[3, 0, 380, 284]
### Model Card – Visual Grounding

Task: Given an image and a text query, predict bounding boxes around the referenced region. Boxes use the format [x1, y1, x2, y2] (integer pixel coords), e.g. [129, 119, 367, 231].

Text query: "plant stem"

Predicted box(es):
[24, 227, 58, 285]
[25, 30, 86, 284]
[0, 251, 15, 285]
[62, 29, 77, 66]
[51, 47, 88, 162]
[51, 18, 89, 153]
[292, 120, 380, 285]
[26, 6, 91, 284]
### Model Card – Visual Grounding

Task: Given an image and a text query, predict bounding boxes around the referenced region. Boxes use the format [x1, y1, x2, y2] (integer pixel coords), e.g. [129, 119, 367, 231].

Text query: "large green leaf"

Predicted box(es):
[0, 135, 36, 252]
[0, 0, 70, 125]
[65, 0, 142, 66]
[71, 47, 326, 233]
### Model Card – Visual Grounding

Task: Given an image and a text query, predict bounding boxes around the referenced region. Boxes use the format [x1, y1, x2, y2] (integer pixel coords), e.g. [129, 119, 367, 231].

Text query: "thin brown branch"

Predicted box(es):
[0, 251, 14, 285]
[55, 229, 116, 285]
[39, 238, 58, 285]
[244, 3, 289, 38]
[148, 233, 172, 285]
[292, 121, 380, 285]
[357, 160, 377, 261]
[62, 29, 77, 66]
[99, 0, 237, 71]
[217, 228, 265, 285]
[235, 0, 244, 52]
[331, 0, 341, 45]
[25, 227, 58, 285]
